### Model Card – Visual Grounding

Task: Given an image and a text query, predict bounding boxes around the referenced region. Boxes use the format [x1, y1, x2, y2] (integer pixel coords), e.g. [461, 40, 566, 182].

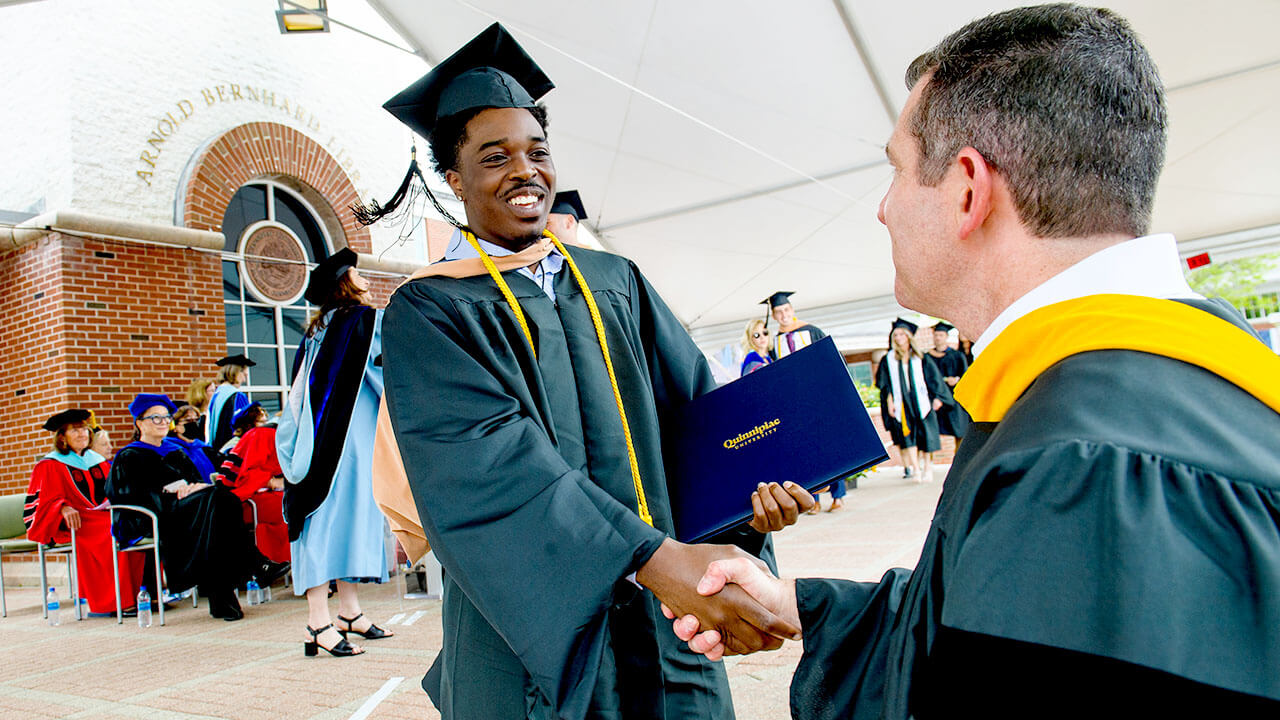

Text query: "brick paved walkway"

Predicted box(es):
[0, 467, 944, 719]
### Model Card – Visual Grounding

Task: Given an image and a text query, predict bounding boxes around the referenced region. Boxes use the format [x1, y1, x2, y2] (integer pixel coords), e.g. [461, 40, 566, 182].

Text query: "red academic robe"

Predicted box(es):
[215, 427, 290, 564]
[24, 456, 145, 614]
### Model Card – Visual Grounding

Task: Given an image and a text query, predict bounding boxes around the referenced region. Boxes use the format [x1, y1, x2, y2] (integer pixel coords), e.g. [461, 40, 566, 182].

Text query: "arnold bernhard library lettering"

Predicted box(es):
[723, 419, 781, 450]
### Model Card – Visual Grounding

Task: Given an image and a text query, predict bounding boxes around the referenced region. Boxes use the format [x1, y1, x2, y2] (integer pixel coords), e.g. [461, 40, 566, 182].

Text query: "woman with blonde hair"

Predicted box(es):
[876, 318, 951, 481]
[739, 318, 773, 376]
[207, 356, 255, 452]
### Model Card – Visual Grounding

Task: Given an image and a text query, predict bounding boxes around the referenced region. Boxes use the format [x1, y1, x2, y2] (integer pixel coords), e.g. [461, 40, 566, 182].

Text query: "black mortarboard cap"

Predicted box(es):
[43, 408, 91, 432]
[550, 190, 587, 221]
[216, 354, 256, 368]
[760, 291, 796, 310]
[891, 317, 919, 334]
[383, 23, 554, 139]
[305, 247, 358, 306]
[932, 321, 954, 333]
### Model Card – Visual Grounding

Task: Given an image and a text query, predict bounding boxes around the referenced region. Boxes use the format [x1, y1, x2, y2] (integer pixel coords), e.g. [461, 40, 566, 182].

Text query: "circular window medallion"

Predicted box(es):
[241, 224, 307, 304]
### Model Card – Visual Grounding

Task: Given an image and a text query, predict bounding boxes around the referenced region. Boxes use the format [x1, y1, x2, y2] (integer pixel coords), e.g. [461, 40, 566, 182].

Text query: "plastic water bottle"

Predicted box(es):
[77, 597, 88, 619]
[137, 586, 152, 628]
[45, 587, 59, 626]
[246, 579, 260, 606]
[262, 584, 272, 603]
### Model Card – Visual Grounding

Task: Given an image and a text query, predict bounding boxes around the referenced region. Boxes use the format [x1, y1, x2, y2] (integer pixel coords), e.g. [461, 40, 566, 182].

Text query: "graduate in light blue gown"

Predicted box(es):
[276, 248, 393, 658]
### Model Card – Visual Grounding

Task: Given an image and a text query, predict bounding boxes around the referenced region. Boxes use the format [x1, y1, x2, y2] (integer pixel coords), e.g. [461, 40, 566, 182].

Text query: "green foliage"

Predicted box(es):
[1186, 253, 1278, 309]
[856, 381, 880, 408]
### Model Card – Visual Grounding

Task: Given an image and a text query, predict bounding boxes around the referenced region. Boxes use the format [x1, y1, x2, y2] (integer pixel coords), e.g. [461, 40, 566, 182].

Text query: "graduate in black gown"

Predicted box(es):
[925, 321, 969, 440]
[369, 23, 803, 720]
[875, 318, 951, 481]
[666, 6, 1280, 717]
[106, 393, 267, 620]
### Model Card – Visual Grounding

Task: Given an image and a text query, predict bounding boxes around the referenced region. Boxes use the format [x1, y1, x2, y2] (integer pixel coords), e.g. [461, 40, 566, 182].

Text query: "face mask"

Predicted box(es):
[182, 421, 201, 438]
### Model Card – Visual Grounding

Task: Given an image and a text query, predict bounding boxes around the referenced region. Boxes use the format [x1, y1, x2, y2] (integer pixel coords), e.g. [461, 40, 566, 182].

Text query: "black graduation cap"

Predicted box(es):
[932, 321, 954, 333]
[760, 291, 796, 310]
[217, 354, 256, 367]
[42, 408, 90, 432]
[891, 317, 919, 334]
[383, 23, 554, 141]
[550, 190, 587, 221]
[305, 247, 358, 306]
[216, 351, 256, 363]
[356, 24, 554, 230]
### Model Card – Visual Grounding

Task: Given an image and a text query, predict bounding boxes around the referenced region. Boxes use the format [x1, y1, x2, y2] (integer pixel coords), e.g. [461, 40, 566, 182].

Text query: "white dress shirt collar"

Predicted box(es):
[973, 233, 1202, 358]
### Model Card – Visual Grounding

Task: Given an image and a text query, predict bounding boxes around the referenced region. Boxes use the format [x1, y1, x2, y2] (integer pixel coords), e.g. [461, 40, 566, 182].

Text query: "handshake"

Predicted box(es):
[635, 481, 810, 661]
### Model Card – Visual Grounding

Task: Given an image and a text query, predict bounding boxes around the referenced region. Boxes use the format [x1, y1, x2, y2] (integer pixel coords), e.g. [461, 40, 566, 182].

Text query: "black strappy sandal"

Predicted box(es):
[336, 612, 394, 640]
[305, 624, 364, 657]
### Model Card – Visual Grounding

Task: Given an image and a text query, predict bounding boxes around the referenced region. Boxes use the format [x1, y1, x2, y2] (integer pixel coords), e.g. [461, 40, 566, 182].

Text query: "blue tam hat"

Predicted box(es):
[231, 401, 262, 429]
[129, 393, 177, 419]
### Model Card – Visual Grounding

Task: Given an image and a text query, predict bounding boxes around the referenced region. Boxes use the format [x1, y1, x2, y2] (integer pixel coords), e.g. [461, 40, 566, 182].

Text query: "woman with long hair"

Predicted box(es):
[739, 318, 773, 376]
[876, 319, 951, 481]
[24, 409, 144, 615]
[277, 248, 392, 657]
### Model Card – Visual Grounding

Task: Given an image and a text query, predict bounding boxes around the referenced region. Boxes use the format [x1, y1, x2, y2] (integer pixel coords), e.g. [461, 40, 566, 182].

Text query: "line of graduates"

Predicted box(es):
[875, 318, 969, 481]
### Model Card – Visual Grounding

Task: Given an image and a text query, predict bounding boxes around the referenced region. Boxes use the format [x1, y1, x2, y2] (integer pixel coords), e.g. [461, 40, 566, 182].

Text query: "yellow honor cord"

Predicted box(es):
[461, 229, 654, 527]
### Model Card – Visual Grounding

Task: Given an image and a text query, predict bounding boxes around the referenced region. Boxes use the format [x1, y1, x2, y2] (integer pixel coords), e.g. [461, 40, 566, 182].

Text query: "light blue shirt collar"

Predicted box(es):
[442, 228, 565, 302]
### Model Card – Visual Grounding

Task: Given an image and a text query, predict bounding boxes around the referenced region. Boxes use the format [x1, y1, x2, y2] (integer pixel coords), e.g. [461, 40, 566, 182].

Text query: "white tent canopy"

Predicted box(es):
[366, 0, 1280, 344]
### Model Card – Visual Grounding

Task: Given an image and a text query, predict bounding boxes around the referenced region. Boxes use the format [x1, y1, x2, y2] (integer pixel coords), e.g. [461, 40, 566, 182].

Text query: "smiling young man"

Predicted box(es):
[668, 4, 1280, 718]
[376, 24, 801, 720]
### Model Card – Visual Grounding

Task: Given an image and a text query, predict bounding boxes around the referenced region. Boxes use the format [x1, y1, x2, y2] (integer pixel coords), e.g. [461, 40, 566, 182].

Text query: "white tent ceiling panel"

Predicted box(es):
[371, 0, 1280, 332]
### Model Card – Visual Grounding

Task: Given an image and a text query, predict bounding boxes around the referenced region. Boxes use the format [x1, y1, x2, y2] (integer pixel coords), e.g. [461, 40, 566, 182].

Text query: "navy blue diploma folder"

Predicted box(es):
[668, 336, 889, 543]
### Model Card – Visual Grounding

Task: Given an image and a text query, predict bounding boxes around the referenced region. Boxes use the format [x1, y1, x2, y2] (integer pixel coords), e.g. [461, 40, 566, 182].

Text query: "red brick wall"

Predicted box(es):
[182, 121, 372, 254]
[0, 233, 222, 494]
[0, 238, 71, 490]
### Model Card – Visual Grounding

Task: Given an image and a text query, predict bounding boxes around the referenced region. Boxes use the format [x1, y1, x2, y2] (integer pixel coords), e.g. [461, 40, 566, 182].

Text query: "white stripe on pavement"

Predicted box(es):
[348, 676, 404, 720]
[402, 610, 426, 626]
[386, 613, 406, 625]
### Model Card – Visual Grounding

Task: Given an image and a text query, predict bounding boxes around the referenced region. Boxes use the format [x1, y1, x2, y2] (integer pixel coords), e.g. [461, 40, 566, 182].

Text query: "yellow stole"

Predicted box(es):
[372, 230, 654, 562]
[954, 294, 1280, 423]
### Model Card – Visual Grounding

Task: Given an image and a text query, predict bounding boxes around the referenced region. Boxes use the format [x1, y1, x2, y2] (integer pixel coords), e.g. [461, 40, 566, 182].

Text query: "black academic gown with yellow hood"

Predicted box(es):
[791, 298, 1280, 718]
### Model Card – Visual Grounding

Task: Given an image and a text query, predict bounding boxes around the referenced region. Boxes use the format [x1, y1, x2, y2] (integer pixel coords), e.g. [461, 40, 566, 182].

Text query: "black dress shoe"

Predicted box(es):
[254, 560, 291, 587]
[208, 588, 243, 621]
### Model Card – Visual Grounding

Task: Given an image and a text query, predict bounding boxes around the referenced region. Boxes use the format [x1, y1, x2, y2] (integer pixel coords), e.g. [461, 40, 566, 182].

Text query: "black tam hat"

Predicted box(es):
[891, 317, 919, 335]
[550, 190, 587, 221]
[932, 321, 954, 333]
[43, 408, 91, 432]
[305, 247, 358, 306]
[216, 354, 256, 368]
[354, 23, 555, 229]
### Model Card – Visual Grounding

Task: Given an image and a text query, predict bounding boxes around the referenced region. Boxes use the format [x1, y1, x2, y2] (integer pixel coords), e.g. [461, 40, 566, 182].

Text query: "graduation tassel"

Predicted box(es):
[352, 148, 467, 231]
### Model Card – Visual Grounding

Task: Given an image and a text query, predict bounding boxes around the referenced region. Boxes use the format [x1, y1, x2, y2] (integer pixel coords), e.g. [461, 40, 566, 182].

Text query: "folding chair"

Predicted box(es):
[38, 528, 80, 621]
[109, 504, 167, 625]
[0, 494, 39, 618]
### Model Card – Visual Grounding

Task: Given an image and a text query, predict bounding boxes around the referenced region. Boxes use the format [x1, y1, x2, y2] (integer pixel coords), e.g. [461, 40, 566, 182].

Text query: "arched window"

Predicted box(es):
[220, 180, 335, 414]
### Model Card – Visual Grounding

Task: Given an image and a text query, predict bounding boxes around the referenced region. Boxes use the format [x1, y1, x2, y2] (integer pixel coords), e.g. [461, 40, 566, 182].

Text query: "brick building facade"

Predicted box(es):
[0, 120, 445, 494]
